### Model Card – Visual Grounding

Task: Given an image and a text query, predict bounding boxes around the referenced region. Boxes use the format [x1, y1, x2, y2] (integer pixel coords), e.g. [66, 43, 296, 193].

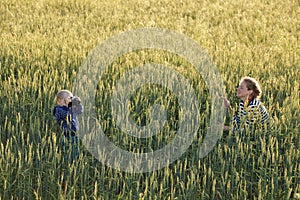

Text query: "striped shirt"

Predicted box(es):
[233, 98, 270, 132]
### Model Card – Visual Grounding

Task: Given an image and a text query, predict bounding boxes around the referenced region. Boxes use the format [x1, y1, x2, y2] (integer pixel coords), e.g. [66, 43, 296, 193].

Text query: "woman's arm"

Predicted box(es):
[222, 97, 233, 114]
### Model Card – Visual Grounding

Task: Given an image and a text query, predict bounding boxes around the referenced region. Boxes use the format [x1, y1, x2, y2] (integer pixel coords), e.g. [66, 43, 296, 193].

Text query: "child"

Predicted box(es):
[53, 89, 83, 162]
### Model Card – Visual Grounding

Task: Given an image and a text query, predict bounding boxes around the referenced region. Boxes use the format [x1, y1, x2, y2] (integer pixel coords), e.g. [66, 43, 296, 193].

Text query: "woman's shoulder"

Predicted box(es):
[249, 98, 262, 106]
[248, 99, 264, 112]
[249, 98, 269, 112]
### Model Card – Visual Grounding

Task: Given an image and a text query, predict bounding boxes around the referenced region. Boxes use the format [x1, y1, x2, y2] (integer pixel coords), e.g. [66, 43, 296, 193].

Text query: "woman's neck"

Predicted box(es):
[241, 96, 253, 104]
[241, 97, 247, 102]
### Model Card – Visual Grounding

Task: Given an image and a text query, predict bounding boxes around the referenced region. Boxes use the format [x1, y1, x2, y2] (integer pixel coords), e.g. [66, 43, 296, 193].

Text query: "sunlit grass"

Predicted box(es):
[0, 0, 299, 199]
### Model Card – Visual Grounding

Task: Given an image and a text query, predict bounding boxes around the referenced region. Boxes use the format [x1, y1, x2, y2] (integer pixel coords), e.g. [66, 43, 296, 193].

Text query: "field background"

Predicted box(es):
[0, 0, 299, 199]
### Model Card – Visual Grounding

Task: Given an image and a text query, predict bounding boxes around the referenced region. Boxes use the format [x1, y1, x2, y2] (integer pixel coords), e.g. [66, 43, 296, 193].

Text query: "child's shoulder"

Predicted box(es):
[53, 105, 66, 109]
[53, 105, 68, 115]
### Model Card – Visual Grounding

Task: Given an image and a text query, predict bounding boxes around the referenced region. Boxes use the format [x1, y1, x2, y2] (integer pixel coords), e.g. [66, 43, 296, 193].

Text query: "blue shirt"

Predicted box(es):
[53, 104, 83, 134]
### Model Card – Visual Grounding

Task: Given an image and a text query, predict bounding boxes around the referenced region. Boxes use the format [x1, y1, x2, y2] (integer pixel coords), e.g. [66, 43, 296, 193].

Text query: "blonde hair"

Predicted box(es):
[56, 89, 72, 101]
[240, 77, 262, 99]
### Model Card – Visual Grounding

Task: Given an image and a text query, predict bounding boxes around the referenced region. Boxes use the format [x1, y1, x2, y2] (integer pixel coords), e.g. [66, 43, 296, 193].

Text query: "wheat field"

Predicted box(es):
[0, 0, 299, 199]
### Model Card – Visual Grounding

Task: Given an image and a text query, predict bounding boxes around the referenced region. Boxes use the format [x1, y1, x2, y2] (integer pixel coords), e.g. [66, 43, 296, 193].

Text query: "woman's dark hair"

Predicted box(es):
[241, 77, 262, 99]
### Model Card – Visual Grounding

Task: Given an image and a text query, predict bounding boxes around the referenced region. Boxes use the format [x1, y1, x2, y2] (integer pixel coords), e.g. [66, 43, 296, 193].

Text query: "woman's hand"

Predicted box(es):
[221, 96, 233, 114]
[223, 125, 230, 131]
[221, 97, 231, 108]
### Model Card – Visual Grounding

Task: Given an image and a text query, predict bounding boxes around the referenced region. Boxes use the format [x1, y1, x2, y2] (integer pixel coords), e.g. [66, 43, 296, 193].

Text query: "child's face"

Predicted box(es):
[58, 92, 73, 106]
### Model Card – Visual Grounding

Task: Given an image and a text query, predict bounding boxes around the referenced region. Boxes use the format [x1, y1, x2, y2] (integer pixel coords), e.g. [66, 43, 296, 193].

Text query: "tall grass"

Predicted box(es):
[0, 0, 299, 199]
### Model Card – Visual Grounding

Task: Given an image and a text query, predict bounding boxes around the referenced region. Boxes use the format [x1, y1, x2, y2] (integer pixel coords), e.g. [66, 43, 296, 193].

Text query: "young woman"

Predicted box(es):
[222, 77, 270, 132]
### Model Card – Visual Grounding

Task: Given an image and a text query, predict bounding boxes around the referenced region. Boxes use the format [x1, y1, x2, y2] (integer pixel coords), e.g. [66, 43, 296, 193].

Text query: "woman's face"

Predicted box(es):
[236, 81, 252, 100]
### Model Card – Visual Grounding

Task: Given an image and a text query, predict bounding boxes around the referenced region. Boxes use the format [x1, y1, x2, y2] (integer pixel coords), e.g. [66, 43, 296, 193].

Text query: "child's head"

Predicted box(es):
[56, 89, 73, 106]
